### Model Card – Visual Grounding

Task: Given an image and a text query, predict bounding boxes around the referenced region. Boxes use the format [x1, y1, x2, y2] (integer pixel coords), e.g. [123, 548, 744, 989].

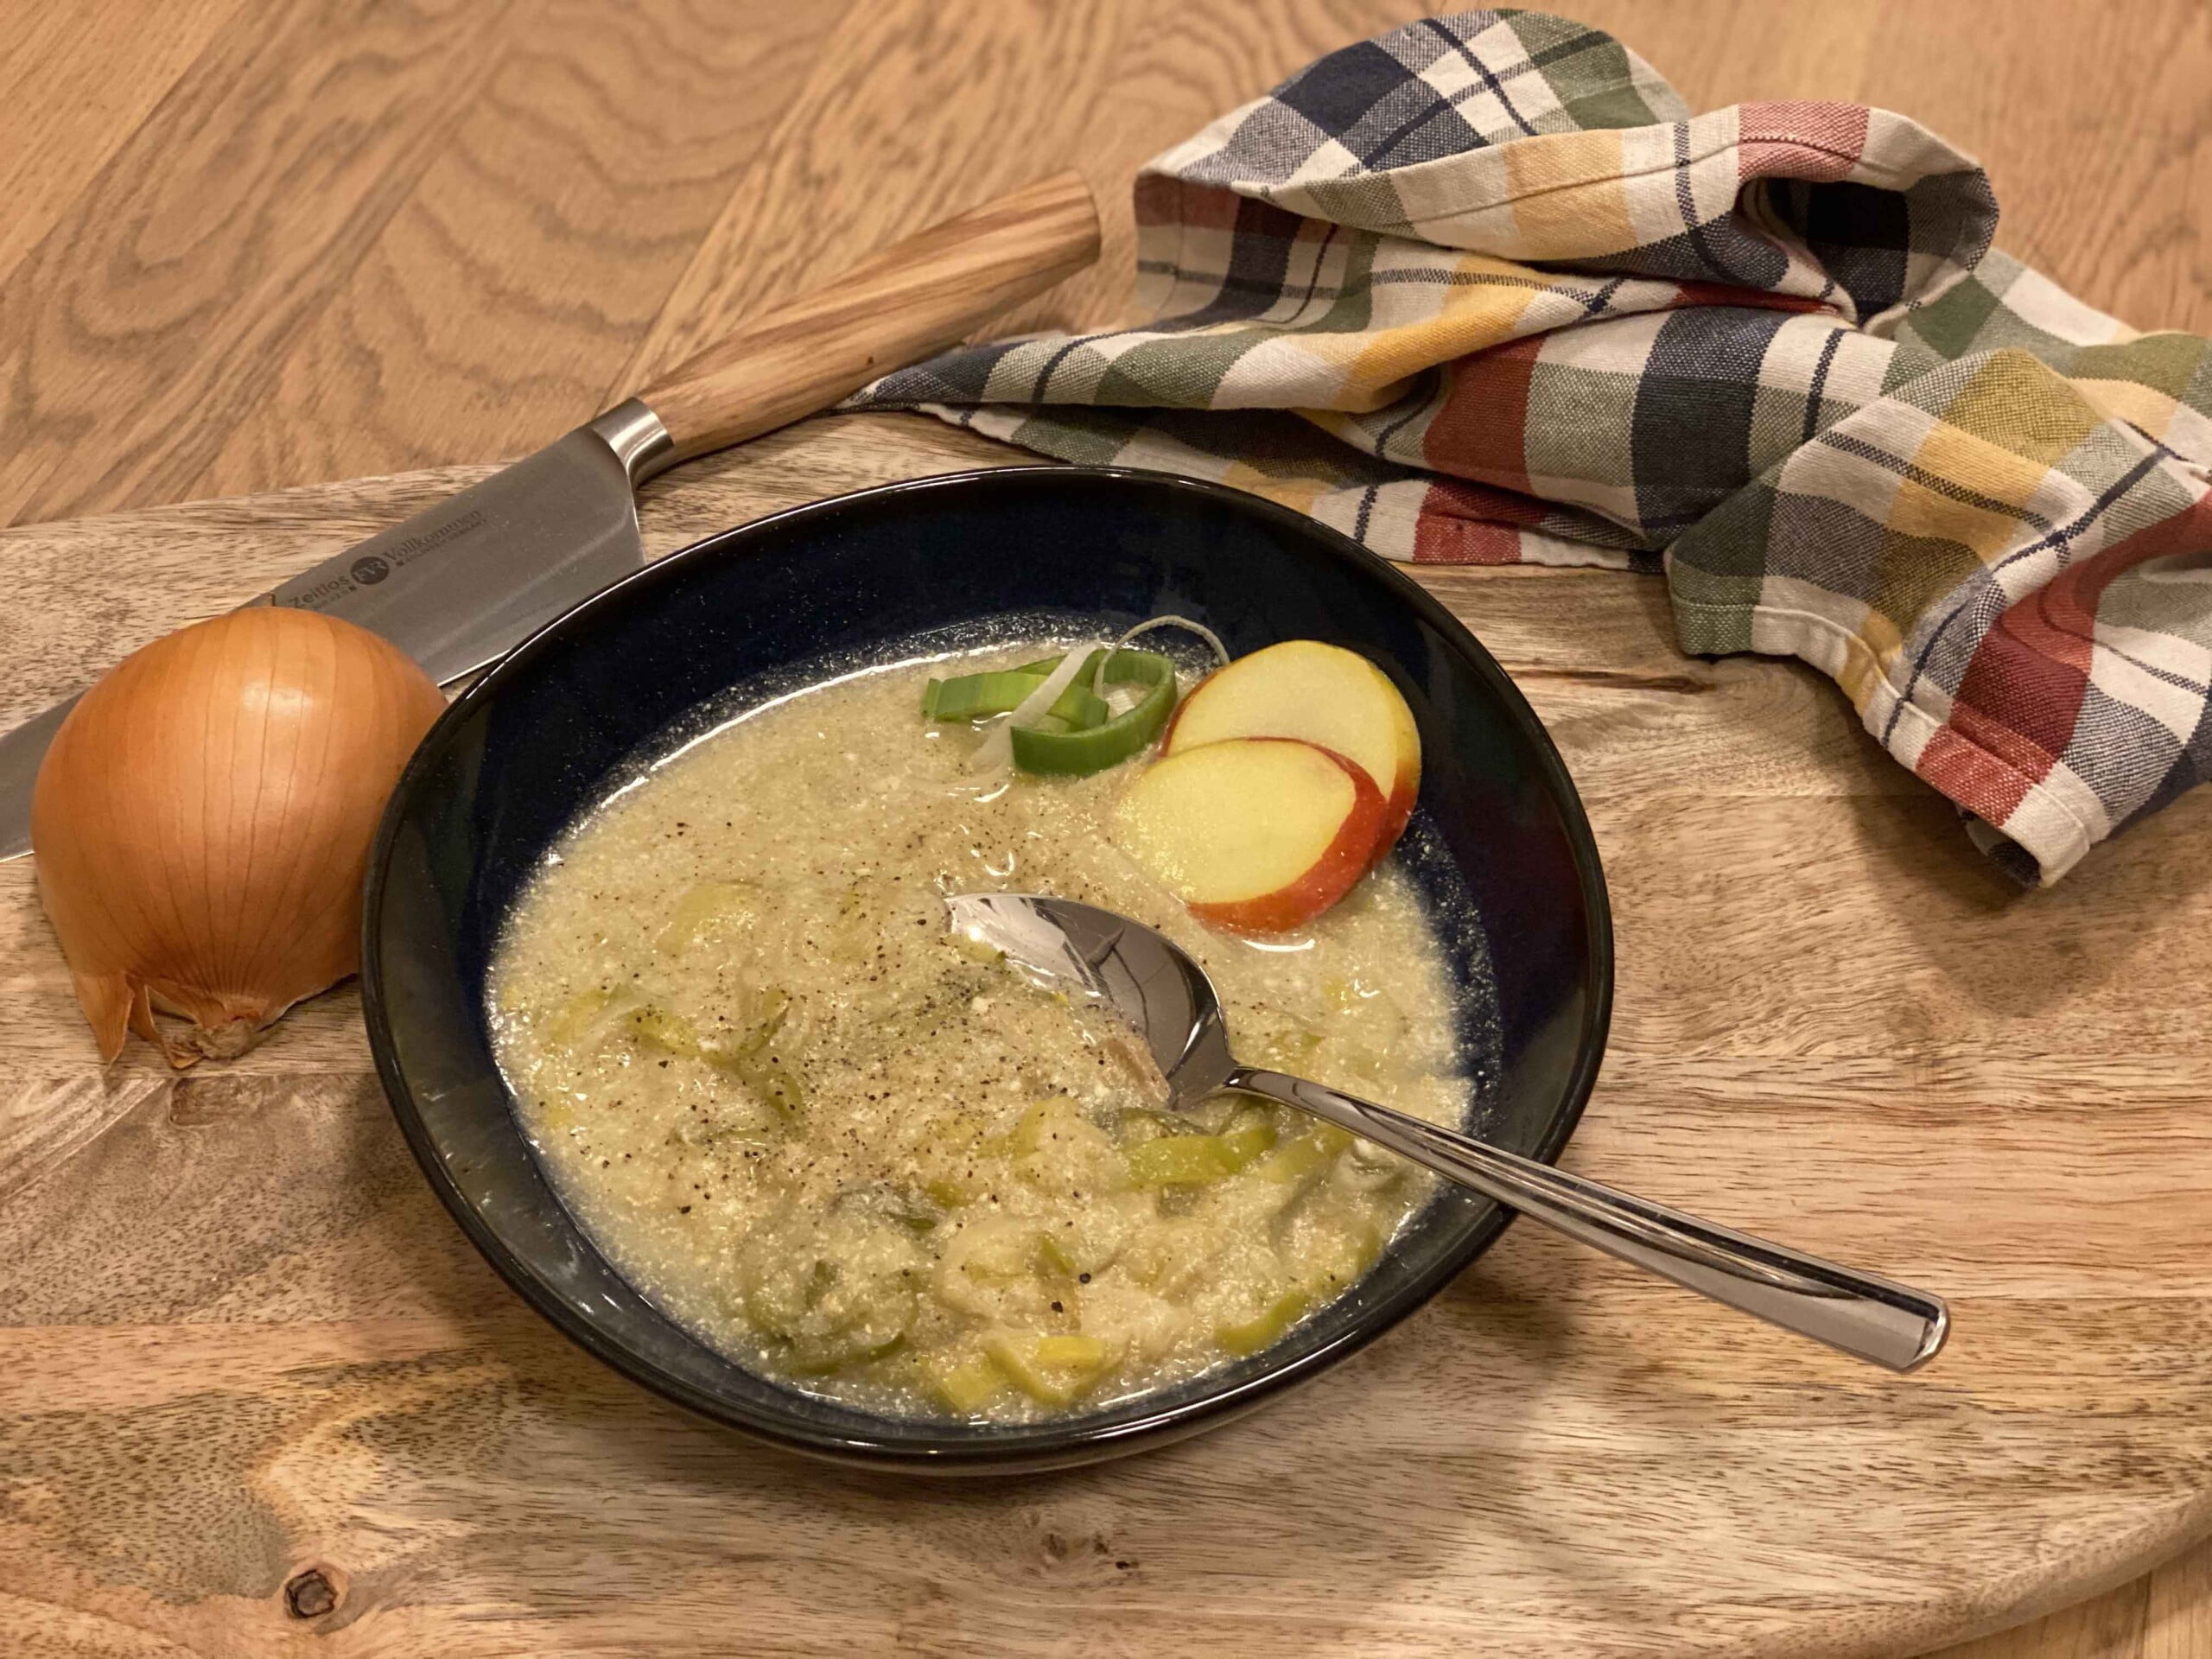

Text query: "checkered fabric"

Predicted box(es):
[850, 10, 2212, 884]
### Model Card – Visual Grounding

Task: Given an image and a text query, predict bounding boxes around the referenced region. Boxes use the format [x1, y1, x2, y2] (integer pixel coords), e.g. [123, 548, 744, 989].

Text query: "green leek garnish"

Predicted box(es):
[1008, 649, 1176, 777]
[923, 667, 1108, 729]
[920, 647, 1179, 778]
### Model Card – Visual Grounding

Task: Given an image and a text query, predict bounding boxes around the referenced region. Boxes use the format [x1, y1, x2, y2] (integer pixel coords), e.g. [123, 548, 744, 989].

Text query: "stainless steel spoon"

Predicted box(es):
[946, 892, 1948, 1372]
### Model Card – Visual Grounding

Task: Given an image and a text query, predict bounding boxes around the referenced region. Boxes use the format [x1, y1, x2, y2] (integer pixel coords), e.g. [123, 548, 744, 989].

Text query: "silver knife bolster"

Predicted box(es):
[588, 399, 677, 486]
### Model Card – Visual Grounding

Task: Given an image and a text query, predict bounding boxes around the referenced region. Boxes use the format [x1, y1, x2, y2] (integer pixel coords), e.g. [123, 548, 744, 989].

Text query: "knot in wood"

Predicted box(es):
[284, 1567, 340, 1620]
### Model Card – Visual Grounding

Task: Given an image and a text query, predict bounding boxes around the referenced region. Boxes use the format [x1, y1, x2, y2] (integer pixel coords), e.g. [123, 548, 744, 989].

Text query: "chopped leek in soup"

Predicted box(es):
[488, 639, 1463, 1422]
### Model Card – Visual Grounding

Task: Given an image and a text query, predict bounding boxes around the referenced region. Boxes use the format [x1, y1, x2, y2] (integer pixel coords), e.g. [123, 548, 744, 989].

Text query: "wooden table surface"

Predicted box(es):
[3, 2, 2209, 1655]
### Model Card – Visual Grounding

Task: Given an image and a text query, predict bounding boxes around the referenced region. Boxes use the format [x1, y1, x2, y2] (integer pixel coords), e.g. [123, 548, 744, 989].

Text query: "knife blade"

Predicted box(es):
[0, 172, 1102, 860]
[0, 405, 665, 861]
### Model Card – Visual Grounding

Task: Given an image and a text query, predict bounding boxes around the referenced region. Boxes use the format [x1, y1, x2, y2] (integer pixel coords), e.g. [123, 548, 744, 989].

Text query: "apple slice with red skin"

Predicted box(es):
[1111, 737, 1389, 935]
[1161, 639, 1421, 862]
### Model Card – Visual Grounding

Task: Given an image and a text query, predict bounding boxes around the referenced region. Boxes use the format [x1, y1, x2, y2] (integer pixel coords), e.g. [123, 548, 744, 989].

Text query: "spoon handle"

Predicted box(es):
[1224, 1067, 1948, 1372]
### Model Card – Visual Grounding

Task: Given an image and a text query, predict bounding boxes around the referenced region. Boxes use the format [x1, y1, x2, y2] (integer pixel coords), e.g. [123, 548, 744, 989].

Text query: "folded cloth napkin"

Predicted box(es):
[853, 9, 2212, 885]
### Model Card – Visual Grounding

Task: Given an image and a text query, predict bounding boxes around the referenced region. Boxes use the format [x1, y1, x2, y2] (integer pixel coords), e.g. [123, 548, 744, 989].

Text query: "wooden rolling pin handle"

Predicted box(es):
[632, 172, 1101, 466]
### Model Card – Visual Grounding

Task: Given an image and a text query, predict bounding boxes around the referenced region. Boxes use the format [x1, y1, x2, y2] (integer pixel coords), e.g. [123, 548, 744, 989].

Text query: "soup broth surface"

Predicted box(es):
[490, 639, 1471, 1421]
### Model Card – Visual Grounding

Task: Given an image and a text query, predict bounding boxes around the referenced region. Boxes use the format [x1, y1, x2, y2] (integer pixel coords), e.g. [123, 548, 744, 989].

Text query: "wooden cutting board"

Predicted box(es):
[4, 412, 2210, 1659]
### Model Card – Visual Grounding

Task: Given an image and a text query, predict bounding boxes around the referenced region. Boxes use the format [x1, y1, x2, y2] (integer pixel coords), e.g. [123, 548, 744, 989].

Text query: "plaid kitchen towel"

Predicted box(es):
[853, 9, 2212, 884]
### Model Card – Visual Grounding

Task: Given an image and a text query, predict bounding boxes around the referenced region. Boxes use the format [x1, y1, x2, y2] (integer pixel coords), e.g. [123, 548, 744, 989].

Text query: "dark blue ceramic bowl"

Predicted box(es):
[362, 466, 1611, 1472]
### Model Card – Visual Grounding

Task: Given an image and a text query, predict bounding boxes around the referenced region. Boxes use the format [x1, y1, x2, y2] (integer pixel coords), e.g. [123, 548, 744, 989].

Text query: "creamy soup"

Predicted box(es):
[488, 639, 1471, 1422]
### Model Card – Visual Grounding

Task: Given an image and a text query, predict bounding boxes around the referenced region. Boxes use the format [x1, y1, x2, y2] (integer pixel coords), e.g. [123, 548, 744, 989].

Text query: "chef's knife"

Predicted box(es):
[0, 173, 1100, 860]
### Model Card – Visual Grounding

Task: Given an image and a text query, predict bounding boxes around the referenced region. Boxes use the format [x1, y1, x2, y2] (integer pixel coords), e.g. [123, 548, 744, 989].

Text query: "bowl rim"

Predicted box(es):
[360, 463, 1615, 1472]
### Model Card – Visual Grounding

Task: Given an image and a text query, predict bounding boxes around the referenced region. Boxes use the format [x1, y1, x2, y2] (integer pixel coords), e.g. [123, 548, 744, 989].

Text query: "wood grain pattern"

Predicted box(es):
[0, 0, 247, 286]
[3, 0, 2210, 1652]
[7, 419, 2212, 1659]
[2151, 1548, 2212, 1659]
[618, 0, 1145, 393]
[1948, 1577, 2151, 1659]
[195, 0, 854, 496]
[0, 0, 522, 529]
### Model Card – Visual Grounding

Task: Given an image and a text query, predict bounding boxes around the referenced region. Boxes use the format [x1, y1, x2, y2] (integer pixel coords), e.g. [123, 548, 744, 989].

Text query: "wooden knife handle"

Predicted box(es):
[631, 172, 1100, 466]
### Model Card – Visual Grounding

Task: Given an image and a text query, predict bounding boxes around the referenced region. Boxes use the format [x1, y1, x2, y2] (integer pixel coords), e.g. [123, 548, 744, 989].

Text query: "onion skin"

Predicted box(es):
[31, 607, 446, 1066]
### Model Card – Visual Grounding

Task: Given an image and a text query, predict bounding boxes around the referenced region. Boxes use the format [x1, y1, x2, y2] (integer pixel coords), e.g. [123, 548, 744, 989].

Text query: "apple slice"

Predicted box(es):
[1112, 737, 1387, 934]
[1161, 640, 1421, 860]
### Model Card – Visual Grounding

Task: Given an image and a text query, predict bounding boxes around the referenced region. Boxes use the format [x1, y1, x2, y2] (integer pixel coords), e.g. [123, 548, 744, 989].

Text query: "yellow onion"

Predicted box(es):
[32, 607, 446, 1066]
